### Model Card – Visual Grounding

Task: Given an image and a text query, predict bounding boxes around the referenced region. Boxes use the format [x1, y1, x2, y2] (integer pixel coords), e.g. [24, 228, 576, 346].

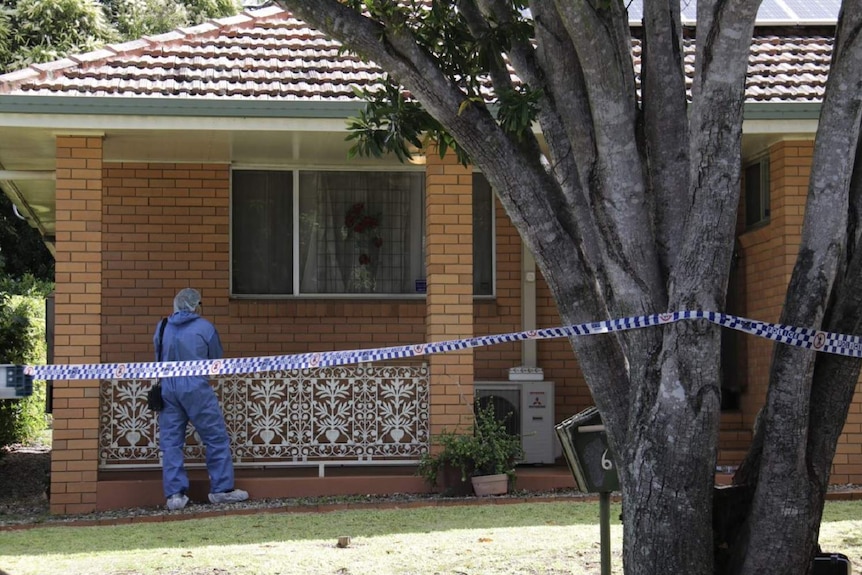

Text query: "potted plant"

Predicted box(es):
[417, 403, 524, 496]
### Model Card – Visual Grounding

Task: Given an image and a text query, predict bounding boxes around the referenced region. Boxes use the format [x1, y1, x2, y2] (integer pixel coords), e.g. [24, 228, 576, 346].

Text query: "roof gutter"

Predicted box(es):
[0, 95, 365, 119]
[743, 102, 822, 120]
[0, 95, 822, 121]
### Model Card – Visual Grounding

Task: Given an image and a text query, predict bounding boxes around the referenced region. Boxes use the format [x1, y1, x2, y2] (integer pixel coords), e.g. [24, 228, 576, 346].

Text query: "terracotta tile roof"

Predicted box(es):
[745, 35, 834, 101]
[0, 6, 382, 101]
[0, 6, 834, 105]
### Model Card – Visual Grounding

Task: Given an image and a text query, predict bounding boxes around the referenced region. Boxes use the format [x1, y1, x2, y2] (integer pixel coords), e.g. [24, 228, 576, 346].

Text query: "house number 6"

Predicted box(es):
[601, 449, 613, 471]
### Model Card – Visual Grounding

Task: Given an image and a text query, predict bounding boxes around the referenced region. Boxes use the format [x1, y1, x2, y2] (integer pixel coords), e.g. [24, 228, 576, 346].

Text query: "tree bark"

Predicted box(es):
[731, 5, 862, 573]
[275, 1, 862, 573]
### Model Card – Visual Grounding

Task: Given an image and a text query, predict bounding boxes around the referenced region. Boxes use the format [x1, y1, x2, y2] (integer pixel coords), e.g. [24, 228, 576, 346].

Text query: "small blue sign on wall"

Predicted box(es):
[415, 279, 427, 293]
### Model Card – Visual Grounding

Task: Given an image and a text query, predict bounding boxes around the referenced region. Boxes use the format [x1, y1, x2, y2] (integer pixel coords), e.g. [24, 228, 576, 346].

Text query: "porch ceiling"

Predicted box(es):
[0, 120, 411, 244]
[0, 106, 820, 250]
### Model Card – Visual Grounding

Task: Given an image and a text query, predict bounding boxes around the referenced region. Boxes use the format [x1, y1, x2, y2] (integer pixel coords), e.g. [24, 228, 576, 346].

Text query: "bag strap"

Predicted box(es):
[156, 318, 168, 362]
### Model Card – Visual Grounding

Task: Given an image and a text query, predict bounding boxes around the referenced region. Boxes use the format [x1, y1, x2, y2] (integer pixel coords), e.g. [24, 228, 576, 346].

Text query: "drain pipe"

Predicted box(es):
[508, 245, 544, 381]
[521, 246, 537, 368]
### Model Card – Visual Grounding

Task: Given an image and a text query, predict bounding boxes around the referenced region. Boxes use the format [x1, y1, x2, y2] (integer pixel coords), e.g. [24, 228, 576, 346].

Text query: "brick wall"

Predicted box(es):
[100, 162, 427, 364]
[425, 152, 475, 436]
[535, 277, 589, 423]
[734, 140, 862, 483]
[59, 138, 861, 511]
[474, 196, 588, 425]
[51, 136, 104, 515]
[737, 141, 811, 430]
[473, 196, 521, 380]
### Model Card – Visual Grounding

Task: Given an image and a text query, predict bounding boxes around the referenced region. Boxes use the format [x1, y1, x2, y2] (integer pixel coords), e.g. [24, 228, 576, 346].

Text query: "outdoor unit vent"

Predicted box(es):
[473, 381, 557, 465]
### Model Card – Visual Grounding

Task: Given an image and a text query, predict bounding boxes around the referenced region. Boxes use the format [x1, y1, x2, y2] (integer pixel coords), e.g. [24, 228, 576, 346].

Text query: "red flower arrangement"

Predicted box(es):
[344, 202, 383, 266]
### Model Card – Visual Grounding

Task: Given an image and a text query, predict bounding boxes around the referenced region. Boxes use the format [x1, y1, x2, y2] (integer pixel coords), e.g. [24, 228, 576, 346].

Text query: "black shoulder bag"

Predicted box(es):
[147, 318, 168, 412]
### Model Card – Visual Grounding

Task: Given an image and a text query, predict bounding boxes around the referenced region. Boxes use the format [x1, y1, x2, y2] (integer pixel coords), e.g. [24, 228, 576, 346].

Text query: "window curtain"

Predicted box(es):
[231, 170, 293, 295]
[299, 171, 425, 295]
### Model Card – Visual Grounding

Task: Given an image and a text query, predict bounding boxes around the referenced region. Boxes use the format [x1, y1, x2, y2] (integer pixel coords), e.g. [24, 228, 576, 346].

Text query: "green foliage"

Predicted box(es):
[347, 82, 473, 166]
[0, 380, 48, 448]
[0, 292, 49, 447]
[0, 275, 53, 298]
[496, 85, 541, 142]
[109, 0, 189, 38]
[346, 82, 428, 163]
[0, 9, 12, 69]
[181, 0, 241, 23]
[0, 194, 54, 284]
[417, 403, 523, 487]
[341, 1, 537, 166]
[1, 0, 116, 71]
[106, 0, 241, 38]
[0, 0, 242, 73]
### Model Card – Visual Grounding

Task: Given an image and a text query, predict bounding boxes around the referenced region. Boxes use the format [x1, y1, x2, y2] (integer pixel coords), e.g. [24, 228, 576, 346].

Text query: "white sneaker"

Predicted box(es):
[208, 489, 249, 504]
[166, 493, 189, 511]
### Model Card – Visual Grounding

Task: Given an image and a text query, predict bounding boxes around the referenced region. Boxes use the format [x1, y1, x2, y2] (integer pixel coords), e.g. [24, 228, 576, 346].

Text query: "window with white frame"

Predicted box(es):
[744, 157, 770, 228]
[232, 169, 494, 297]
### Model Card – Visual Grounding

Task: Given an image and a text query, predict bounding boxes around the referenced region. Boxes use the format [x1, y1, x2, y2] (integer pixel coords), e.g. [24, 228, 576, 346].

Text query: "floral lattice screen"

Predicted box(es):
[99, 364, 430, 468]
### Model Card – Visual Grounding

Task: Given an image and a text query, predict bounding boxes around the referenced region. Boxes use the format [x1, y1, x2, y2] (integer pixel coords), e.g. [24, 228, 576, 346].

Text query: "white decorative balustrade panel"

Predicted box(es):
[98, 363, 430, 469]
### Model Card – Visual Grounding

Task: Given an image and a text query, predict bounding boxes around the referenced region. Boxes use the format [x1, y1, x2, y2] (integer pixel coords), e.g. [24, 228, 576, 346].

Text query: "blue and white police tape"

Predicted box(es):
[23, 310, 862, 382]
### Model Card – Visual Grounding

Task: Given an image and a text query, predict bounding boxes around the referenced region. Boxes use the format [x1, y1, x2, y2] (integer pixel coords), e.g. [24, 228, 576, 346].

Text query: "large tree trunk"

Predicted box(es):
[621, 326, 722, 575]
[276, 1, 862, 573]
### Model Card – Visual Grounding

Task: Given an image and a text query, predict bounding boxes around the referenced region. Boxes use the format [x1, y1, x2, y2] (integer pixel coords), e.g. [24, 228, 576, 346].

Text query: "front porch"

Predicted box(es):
[93, 362, 576, 510]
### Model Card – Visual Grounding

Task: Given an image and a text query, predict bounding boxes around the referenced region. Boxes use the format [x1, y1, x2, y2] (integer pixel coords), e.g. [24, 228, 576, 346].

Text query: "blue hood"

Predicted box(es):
[168, 311, 200, 326]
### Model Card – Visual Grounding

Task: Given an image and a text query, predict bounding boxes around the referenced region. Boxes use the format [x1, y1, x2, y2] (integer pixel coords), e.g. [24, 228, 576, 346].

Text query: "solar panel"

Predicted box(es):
[625, 0, 839, 24]
[782, 0, 842, 20]
[625, 0, 644, 21]
[680, 0, 697, 21]
[756, 0, 795, 21]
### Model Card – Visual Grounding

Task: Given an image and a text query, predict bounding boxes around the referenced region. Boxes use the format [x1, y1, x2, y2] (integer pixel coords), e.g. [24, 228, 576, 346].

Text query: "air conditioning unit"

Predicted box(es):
[474, 381, 557, 464]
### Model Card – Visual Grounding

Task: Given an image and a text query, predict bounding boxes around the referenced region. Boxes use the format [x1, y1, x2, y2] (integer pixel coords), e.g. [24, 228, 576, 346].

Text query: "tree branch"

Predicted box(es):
[671, 0, 759, 310]
[641, 0, 690, 278]
[274, 0, 634, 435]
[552, 0, 664, 317]
[732, 3, 862, 572]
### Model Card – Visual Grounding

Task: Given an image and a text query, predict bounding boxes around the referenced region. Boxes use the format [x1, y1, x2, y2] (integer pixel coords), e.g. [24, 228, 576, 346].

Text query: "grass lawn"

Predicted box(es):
[1, 500, 860, 575]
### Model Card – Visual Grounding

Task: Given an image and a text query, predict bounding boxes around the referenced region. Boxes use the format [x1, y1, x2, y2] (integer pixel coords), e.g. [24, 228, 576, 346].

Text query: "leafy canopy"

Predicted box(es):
[0, 0, 242, 73]
[343, 1, 538, 165]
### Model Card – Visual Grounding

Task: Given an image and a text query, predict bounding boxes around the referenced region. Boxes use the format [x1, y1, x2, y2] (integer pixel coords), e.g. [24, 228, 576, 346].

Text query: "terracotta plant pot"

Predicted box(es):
[471, 473, 509, 496]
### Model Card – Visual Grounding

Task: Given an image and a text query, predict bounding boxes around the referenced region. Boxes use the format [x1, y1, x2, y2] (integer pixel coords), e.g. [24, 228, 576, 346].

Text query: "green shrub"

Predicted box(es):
[0, 291, 50, 448]
[417, 403, 523, 487]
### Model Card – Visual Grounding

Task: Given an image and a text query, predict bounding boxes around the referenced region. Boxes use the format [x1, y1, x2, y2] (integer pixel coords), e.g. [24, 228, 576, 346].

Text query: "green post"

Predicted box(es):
[600, 491, 611, 575]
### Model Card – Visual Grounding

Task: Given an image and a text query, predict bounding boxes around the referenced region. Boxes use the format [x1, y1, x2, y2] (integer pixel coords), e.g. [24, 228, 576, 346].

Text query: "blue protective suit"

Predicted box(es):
[154, 311, 234, 498]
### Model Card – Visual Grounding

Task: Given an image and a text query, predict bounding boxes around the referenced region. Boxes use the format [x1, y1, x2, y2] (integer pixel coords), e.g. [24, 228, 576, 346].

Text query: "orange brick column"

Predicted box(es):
[50, 136, 103, 515]
[425, 149, 474, 437]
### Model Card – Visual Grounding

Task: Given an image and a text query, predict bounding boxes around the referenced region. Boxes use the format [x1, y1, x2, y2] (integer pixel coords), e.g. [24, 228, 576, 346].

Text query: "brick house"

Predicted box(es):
[0, 5, 859, 514]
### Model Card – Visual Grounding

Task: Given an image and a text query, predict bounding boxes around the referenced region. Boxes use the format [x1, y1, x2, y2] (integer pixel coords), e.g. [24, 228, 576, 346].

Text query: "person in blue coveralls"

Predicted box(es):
[154, 288, 249, 510]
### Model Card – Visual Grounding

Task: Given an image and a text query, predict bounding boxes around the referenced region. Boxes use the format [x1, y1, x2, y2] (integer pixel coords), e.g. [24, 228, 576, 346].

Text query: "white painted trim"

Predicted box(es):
[521, 247, 537, 368]
[0, 170, 55, 180]
[0, 114, 353, 132]
[743, 119, 818, 135]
